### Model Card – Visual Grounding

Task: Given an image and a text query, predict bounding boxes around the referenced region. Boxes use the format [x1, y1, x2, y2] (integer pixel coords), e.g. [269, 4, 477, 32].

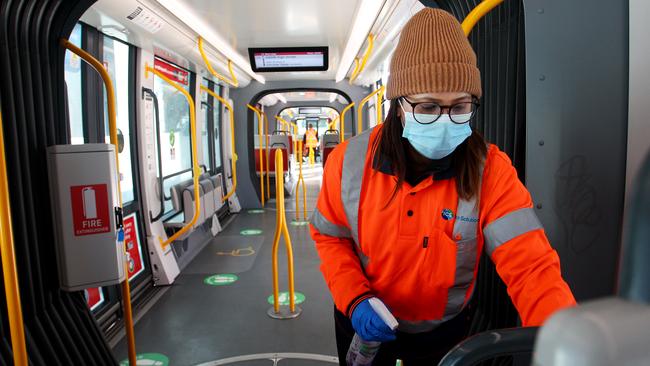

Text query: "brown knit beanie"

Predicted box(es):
[386, 8, 482, 99]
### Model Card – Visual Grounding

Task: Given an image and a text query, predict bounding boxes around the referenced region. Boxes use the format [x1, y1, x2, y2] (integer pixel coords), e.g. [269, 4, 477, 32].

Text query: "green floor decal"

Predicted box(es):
[290, 220, 310, 226]
[204, 274, 239, 286]
[248, 209, 265, 214]
[120, 353, 169, 366]
[240, 229, 263, 236]
[267, 292, 306, 306]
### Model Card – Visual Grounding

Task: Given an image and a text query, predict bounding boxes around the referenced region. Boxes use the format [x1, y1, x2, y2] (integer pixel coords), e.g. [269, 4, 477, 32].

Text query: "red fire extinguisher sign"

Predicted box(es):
[70, 184, 111, 236]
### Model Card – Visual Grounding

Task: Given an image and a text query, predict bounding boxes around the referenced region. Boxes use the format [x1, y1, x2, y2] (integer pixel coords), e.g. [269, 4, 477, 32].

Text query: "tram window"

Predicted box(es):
[103, 36, 135, 203]
[201, 79, 211, 171]
[64, 23, 84, 145]
[212, 84, 222, 171]
[153, 58, 193, 214]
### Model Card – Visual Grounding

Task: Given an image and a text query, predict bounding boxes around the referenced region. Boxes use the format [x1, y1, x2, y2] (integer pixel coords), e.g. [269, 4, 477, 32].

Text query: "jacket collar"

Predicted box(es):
[372, 140, 458, 181]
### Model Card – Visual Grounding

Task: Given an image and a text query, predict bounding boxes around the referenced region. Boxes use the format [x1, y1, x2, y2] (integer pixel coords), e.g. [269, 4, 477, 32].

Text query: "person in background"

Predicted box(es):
[310, 8, 576, 365]
[304, 123, 318, 166]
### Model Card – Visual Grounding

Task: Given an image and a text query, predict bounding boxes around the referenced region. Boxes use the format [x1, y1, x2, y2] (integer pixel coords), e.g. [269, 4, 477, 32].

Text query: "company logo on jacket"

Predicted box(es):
[441, 208, 478, 223]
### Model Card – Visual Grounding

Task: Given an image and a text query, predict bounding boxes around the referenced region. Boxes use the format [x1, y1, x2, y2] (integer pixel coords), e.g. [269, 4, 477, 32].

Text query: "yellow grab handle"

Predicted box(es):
[357, 86, 385, 135]
[60, 40, 123, 207]
[145, 65, 201, 249]
[200, 86, 238, 202]
[461, 0, 505, 36]
[275, 115, 290, 132]
[247, 104, 266, 206]
[327, 115, 340, 131]
[340, 102, 355, 142]
[0, 111, 28, 366]
[198, 37, 239, 87]
[61, 39, 137, 366]
[349, 34, 375, 84]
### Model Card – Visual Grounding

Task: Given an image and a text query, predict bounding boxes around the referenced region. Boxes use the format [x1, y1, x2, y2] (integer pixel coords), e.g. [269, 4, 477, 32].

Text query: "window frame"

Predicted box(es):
[152, 57, 197, 219]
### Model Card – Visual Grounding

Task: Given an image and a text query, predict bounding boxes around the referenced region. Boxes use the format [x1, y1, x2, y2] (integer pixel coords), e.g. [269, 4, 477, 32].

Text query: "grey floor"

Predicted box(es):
[113, 164, 335, 366]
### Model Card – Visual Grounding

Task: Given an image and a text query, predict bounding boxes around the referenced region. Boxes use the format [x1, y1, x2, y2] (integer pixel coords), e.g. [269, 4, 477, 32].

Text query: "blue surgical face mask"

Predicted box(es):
[400, 102, 473, 160]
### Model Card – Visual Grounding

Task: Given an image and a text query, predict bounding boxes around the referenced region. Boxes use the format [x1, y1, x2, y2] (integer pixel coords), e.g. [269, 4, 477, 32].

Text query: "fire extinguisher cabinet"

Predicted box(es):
[47, 143, 125, 291]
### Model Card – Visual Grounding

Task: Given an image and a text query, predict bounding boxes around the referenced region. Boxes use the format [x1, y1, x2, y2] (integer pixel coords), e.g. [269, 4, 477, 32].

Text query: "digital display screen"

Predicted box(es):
[299, 107, 322, 115]
[249, 47, 328, 72]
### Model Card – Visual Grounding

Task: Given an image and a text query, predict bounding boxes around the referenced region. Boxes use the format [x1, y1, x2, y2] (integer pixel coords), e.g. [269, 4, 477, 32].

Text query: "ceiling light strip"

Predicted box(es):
[336, 0, 387, 82]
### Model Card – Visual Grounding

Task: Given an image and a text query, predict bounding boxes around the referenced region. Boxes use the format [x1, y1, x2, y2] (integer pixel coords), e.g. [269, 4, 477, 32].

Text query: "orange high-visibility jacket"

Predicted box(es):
[306, 128, 318, 149]
[310, 126, 576, 333]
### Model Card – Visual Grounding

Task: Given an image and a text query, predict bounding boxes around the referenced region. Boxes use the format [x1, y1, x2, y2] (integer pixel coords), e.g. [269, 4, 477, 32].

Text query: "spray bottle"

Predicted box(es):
[346, 298, 399, 366]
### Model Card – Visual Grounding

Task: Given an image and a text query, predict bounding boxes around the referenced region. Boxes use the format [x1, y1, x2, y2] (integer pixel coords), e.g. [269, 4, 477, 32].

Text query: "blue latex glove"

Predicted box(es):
[350, 298, 397, 342]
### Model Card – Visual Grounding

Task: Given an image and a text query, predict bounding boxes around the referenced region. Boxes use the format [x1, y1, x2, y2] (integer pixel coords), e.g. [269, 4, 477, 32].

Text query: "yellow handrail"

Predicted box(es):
[327, 115, 340, 131]
[357, 86, 385, 135]
[349, 34, 375, 84]
[295, 141, 307, 221]
[271, 149, 297, 314]
[247, 104, 265, 206]
[461, 0, 505, 36]
[290, 122, 299, 162]
[376, 87, 385, 124]
[0, 111, 28, 366]
[200, 86, 238, 202]
[349, 58, 360, 84]
[145, 64, 201, 249]
[198, 37, 239, 87]
[274, 115, 290, 132]
[340, 102, 355, 142]
[262, 113, 270, 200]
[60, 39, 137, 366]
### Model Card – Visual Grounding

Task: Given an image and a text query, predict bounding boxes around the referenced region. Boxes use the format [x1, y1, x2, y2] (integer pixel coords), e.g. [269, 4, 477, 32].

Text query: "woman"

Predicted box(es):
[310, 8, 576, 365]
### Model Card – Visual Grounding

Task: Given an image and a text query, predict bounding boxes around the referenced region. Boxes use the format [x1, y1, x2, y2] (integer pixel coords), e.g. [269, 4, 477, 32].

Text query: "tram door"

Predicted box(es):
[63, 23, 152, 334]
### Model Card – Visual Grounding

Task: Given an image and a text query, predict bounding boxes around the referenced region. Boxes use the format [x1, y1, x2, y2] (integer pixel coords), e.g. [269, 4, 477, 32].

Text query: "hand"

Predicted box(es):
[350, 298, 397, 342]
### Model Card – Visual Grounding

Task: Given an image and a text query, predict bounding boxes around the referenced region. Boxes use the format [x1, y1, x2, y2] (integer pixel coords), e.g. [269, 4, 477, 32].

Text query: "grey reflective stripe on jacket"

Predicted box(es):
[340, 129, 373, 268]
[483, 207, 543, 256]
[310, 208, 352, 238]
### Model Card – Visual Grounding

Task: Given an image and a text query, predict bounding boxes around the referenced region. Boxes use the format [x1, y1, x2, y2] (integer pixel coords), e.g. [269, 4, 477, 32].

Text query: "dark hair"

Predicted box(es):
[371, 99, 487, 206]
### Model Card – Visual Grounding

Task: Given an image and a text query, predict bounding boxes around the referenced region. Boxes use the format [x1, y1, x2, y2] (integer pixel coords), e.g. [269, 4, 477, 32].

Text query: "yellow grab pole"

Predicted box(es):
[376, 87, 385, 124]
[0, 111, 28, 366]
[271, 172, 282, 313]
[145, 65, 201, 250]
[295, 141, 307, 221]
[200, 86, 238, 202]
[340, 102, 355, 142]
[247, 105, 265, 206]
[461, 0, 505, 36]
[357, 86, 385, 135]
[61, 39, 137, 366]
[349, 34, 375, 84]
[263, 113, 270, 200]
[309, 147, 315, 167]
[271, 149, 296, 313]
[198, 37, 239, 87]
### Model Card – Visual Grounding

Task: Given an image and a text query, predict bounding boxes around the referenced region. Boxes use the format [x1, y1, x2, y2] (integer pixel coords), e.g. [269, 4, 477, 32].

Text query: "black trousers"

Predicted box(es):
[334, 307, 471, 366]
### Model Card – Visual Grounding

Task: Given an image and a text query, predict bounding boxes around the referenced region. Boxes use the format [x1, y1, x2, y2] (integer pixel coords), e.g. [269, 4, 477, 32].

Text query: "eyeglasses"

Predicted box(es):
[399, 97, 480, 124]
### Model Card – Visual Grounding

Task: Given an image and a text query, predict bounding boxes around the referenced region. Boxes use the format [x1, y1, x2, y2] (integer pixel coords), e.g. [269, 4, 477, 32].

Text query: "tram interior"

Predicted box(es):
[0, 0, 648, 365]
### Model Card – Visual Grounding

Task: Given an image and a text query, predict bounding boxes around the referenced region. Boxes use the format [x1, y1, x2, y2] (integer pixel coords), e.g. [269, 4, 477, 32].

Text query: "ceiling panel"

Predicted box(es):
[180, 0, 361, 80]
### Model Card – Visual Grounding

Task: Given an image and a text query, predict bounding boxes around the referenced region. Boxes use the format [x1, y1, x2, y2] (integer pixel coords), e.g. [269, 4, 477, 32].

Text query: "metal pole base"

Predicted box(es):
[267, 306, 302, 320]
